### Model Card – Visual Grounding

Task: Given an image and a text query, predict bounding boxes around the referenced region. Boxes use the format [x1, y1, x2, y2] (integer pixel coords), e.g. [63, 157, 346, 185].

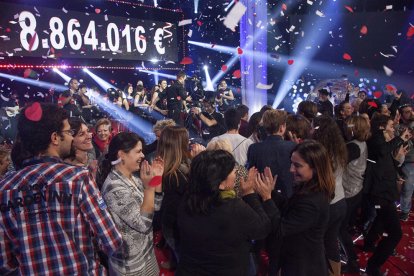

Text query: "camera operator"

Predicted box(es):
[187, 75, 205, 106]
[107, 88, 123, 107]
[60, 78, 90, 118]
[191, 98, 226, 141]
[150, 80, 168, 116]
[215, 80, 234, 112]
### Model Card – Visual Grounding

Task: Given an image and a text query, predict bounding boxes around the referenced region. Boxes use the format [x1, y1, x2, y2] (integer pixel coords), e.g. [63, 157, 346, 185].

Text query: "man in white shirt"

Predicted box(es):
[210, 108, 253, 166]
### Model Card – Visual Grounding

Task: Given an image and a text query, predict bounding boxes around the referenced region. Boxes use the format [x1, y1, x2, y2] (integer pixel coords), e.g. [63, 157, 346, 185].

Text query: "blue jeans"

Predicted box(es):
[400, 162, 414, 214]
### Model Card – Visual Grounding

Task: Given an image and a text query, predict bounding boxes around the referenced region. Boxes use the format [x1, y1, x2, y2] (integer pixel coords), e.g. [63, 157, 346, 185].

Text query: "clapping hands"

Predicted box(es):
[254, 167, 277, 201]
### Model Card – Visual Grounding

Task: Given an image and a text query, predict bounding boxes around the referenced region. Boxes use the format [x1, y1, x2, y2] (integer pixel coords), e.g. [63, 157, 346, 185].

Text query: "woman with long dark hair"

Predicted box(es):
[312, 115, 348, 275]
[156, 126, 192, 254]
[176, 150, 272, 275]
[101, 132, 164, 276]
[263, 140, 335, 276]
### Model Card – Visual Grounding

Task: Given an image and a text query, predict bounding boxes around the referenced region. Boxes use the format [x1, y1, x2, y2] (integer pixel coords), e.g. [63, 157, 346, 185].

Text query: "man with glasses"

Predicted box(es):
[0, 103, 122, 275]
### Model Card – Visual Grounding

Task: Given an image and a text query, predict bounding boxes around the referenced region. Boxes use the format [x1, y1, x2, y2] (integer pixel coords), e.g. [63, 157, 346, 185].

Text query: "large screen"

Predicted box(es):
[0, 2, 179, 62]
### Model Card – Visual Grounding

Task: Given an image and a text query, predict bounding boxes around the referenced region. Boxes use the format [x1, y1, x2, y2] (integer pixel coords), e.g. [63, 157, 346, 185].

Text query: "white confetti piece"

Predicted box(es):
[223, 2, 247, 31]
[307, 0, 313, 5]
[391, 46, 398, 53]
[104, 14, 108, 21]
[188, 29, 193, 37]
[386, 5, 393, 10]
[42, 39, 48, 48]
[62, 7, 68, 13]
[9, 21, 17, 24]
[178, 19, 192, 26]
[379, 52, 395, 58]
[13, 48, 22, 52]
[256, 82, 274, 90]
[289, 25, 295, 32]
[383, 65, 393, 76]
[316, 10, 325, 17]
[14, 13, 19, 20]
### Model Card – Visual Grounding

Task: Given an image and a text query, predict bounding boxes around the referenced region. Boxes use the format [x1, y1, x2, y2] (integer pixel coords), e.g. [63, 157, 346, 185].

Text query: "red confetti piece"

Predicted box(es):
[354, 69, 359, 76]
[23, 69, 32, 78]
[385, 84, 397, 92]
[360, 25, 368, 35]
[177, 96, 181, 101]
[139, 35, 146, 40]
[221, 65, 228, 72]
[24, 102, 43, 122]
[287, 59, 294, 65]
[95, 8, 101, 14]
[367, 101, 378, 108]
[233, 70, 241, 79]
[6, 28, 11, 33]
[344, 6, 354, 13]
[110, 80, 115, 84]
[343, 53, 352, 61]
[237, 47, 243, 55]
[282, 4, 287, 11]
[197, 20, 203, 26]
[180, 56, 193, 65]
[407, 26, 414, 39]
[50, 47, 55, 54]
[373, 91, 383, 99]
[28, 32, 37, 52]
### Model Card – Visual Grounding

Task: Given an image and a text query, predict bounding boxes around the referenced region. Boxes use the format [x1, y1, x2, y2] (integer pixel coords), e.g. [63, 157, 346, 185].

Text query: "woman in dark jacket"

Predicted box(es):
[262, 140, 335, 276]
[176, 150, 273, 276]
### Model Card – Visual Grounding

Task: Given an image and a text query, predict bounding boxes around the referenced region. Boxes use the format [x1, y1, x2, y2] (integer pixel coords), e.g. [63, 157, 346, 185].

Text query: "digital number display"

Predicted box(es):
[0, 2, 179, 62]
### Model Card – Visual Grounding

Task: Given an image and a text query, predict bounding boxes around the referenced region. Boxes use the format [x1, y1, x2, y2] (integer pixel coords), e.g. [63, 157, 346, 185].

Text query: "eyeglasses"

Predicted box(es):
[60, 129, 75, 136]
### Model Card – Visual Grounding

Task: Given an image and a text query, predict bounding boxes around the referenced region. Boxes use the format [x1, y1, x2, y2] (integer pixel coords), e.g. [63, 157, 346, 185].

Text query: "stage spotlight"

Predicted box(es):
[272, 0, 341, 109]
[224, 0, 235, 12]
[203, 66, 214, 91]
[139, 70, 176, 80]
[83, 69, 116, 91]
[150, 58, 159, 63]
[87, 90, 156, 143]
[194, 0, 199, 14]
[0, 72, 67, 91]
[53, 68, 72, 82]
[83, 68, 88, 72]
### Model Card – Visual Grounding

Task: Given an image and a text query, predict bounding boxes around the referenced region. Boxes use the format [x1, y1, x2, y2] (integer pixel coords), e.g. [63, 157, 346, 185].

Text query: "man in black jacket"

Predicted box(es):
[166, 71, 190, 125]
[364, 119, 412, 276]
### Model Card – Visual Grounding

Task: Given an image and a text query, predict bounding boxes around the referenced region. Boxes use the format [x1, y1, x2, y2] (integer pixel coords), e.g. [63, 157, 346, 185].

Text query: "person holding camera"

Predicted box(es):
[191, 98, 226, 141]
[60, 78, 90, 118]
[215, 80, 234, 112]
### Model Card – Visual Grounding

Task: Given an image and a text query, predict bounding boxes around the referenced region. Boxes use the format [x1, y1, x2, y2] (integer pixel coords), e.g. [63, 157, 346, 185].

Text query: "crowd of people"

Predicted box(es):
[0, 71, 413, 276]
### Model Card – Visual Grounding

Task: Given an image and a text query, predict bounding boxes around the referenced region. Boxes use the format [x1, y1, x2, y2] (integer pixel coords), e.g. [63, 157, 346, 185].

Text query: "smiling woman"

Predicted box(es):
[100, 132, 164, 276]
[64, 117, 94, 167]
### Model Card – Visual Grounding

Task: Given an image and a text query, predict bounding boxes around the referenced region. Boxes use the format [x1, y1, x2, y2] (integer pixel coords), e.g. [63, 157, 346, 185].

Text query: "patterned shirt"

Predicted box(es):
[102, 170, 163, 275]
[0, 156, 122, 275]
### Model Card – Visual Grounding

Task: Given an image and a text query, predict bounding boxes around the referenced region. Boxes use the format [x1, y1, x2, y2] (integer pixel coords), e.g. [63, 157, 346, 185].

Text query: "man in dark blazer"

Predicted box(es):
[247, 109, 295, 198]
